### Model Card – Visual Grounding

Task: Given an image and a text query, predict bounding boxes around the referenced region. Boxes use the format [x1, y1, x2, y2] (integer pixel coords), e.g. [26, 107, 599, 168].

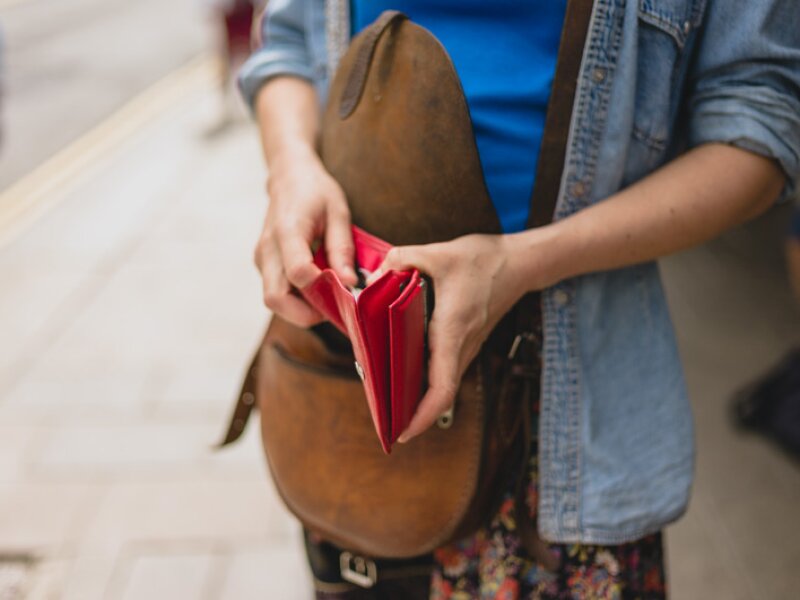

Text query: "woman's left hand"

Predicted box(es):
[380, 233, 541, 443]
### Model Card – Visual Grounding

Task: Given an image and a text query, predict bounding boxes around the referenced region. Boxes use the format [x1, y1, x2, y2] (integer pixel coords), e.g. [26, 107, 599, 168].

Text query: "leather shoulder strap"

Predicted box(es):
[527, 0, 594, 229]
[216, 341, 261, 447]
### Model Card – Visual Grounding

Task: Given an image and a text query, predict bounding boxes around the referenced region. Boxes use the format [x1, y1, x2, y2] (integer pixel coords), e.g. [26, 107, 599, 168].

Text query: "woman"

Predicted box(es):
[238, 0, 800, 597]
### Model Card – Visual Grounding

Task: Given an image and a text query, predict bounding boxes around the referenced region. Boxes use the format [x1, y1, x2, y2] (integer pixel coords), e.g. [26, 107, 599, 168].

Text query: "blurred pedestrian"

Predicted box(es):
[239, 0, 800, 597]
[732, 200, 800, 459]
[204, 0, 262, 131]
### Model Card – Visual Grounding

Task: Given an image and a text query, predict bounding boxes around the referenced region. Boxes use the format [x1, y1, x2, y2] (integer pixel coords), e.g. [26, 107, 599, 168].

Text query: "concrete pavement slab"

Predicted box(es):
[218, 537, 314, 600]
[667, 491, 753, 600]
[0, 427, 38, 483]
[24, 558, 72, 600]
[33, 424, 256, 479]
[0, 483, 103, 551]
[0, 0, 211, 187]
[115, 553, 219, 600]
[30, 418, 266, 483]
[56, 555, 120, 600]
[77, 481, 293, 553]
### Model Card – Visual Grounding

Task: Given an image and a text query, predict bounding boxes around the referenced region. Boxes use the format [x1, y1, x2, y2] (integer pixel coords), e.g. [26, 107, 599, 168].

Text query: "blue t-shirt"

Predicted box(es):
[352, 1, 566, 233]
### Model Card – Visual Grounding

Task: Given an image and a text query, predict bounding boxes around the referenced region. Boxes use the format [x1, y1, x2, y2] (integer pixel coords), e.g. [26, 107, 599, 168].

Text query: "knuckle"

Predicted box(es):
[274, 222, 294, 239]
[385, 247, 402, 265]
[257, 233, 277, 258]
[254, 238, 273, 265]
[262, 277, 290, 309]
[331, 243, 355, 259]
[275, 215, 307, 237]
[327, 202, 349, 219]
[263, 290, 281, 309]
[261, 227, 277, 244]
[285, 261, 311, 285]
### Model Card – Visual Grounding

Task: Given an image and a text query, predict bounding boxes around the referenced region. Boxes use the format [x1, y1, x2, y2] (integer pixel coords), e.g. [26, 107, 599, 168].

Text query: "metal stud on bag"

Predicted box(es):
[339, 552, 378, 588]
[436, 406, 454, 429]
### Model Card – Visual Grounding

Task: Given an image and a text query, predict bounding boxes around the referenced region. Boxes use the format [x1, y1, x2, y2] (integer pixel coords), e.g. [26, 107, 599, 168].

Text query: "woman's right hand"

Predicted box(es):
[254, 146, 358, 327]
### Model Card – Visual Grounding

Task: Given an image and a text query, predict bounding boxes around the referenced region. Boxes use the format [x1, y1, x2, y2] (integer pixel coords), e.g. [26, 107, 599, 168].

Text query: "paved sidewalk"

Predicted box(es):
[0, 64, 799, 599]
[0, 76, 312, 599]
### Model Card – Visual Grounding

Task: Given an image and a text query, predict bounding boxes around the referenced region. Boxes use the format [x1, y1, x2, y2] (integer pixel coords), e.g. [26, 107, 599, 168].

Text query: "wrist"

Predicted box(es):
[268, 141, 320, 175]
[504, 222, 574, 293]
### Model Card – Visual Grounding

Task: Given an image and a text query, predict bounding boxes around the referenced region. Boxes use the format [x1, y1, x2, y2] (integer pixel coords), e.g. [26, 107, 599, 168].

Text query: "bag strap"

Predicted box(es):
[216, 335, 263, 448]
[527, 0, 594, 229]
[506, 0, 594, 567]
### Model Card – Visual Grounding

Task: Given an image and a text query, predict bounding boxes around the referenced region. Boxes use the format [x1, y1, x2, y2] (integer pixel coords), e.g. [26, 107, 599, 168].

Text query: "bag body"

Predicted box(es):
[257, 314, 521, 558]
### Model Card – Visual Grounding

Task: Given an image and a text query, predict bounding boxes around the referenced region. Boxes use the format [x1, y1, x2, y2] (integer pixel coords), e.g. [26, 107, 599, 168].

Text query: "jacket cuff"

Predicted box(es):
[237, 49, 315, 113]
[688, 86, 800, 200]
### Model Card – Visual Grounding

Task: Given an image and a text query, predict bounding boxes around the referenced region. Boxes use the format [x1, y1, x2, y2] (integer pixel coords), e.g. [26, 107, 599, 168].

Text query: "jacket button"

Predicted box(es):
[553, 289, 570, 306]
[570, 181, 587, 198]
[592, 67, 606, 83]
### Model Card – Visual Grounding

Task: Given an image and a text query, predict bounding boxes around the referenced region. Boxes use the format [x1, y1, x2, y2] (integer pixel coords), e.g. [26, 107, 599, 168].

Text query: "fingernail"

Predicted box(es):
[397, 433, 409, 444]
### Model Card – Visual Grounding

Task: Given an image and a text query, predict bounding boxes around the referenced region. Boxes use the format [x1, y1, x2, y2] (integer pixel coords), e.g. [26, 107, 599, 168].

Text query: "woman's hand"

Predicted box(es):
[254, 147, 358, 327]
[381, 233, 546, 443]
[252, 77, 358, 327]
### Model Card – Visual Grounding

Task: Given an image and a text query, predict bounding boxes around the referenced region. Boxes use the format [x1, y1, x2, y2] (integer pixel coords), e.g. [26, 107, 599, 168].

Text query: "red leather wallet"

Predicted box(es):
[300, 226, 428, 453]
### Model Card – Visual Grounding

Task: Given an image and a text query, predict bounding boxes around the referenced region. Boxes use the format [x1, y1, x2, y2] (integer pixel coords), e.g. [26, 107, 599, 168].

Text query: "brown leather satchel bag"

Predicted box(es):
[221, 1, 592, 564]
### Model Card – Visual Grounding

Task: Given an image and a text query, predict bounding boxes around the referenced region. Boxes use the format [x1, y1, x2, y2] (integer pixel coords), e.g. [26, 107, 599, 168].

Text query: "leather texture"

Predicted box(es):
[300, 225, 426, 453]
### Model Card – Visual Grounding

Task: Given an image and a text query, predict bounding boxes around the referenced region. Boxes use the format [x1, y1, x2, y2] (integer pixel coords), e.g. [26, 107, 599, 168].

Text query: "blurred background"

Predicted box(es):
[0, 1, 798, 599]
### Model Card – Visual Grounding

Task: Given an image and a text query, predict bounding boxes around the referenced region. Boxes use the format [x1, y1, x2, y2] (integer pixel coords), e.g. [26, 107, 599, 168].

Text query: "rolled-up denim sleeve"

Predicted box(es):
[687, 0, 800, 194]
[238, 0, 314, 110]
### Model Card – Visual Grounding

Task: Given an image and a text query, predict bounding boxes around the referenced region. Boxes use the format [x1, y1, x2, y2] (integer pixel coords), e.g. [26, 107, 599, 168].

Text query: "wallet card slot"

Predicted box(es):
[301, 226, 426, 453]
[355, 270, 415, 451]
[388, 275, 426, 443]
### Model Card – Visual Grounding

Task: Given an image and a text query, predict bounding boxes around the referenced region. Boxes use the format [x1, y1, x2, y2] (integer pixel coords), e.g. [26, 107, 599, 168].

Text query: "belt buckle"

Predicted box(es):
[339, 552, 377, 588]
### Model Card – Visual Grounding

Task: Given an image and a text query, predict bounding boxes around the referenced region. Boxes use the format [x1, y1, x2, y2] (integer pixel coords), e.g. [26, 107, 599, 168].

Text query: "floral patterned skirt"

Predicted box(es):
[307, 306, 667, 599]
[428, 409, 667, 599]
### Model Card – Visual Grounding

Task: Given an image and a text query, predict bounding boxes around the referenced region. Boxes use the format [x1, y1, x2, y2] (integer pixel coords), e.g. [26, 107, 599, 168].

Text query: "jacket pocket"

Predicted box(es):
[632, 0, 705, 153]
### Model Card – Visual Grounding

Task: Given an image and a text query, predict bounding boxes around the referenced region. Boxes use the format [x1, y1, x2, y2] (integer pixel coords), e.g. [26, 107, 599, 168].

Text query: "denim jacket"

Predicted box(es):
[239, 0, 800, 544]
